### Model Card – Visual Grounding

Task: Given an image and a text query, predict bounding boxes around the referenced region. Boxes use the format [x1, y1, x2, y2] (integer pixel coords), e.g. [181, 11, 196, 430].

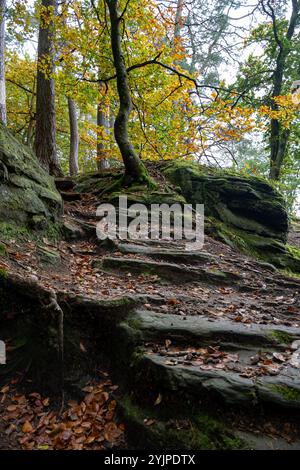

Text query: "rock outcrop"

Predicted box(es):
[161, 160, 299, 272]
[161, 160, 288, 241]
[0, 124, 62, 237]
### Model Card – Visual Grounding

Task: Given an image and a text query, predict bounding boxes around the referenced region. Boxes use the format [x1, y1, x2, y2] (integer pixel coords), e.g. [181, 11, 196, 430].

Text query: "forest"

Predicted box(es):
[0, 0, 300, 455]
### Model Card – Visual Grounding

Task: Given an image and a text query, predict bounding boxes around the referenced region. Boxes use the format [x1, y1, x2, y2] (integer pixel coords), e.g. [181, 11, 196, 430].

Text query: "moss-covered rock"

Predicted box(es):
[74, 169, 186, 206]
[0, 124, 62, 240]
[118, 395, 246, 450]
[161, 160, 288, 240]
[213, 221, 300, 273]
[160, 160, 300, 272]
[37, 245, 62, 265]
[75, 160, 299, 272]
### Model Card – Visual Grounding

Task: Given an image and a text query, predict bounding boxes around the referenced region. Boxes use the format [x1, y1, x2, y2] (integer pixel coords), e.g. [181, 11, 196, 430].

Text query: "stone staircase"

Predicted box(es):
[49, 177, 300, 449]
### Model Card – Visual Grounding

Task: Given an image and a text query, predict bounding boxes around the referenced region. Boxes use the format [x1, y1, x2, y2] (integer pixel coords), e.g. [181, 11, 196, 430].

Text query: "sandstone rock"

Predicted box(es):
[0, 124, 62, 238]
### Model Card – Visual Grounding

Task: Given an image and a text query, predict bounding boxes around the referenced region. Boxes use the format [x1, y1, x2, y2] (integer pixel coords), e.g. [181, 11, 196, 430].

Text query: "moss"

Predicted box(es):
[0, 242, 7, 256]
[0, 220, 63, 244]
[280, 269, 300, 280]
[44, 222, 63, 242]
[268, 330, 293, 345]
[0, 267, 8, 278]
[213, 221, 300, 274]
[128, 317, 142, 331]
[0, 222, 30, 241]
[270, 385, 300, 401]
[119, 395, 246, 450]
[286, 244, 300, 261]
[130, 346, 146, 369]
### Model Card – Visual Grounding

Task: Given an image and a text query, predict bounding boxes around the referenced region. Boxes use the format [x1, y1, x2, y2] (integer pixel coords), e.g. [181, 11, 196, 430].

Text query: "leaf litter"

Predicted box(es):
[0, 378, 125, 450]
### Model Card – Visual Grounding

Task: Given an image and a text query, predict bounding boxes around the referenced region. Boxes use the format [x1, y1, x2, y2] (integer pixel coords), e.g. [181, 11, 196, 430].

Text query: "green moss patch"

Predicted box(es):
[0, 242, 7, 256]
[118, 395, 246, 450]
[268, 330, 293, 345]
[270, 385, 300, 402]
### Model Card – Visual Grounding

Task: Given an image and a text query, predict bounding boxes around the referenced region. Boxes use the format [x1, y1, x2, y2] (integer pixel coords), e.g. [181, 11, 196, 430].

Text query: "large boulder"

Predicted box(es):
[161, 160, 288, 241]
[161, 160, 300, 273]
[0, 124, 62, 237]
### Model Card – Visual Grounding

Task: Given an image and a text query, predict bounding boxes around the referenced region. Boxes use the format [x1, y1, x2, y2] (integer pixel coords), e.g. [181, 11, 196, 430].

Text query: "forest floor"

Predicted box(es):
[1, 187, 300, 450]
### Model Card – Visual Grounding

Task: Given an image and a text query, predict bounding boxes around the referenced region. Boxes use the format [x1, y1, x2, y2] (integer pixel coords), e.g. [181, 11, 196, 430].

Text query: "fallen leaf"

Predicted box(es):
[22, 421, 33, 434]
[273, 352, 286, 363]
[154, 393, 162, 406]
[167, 298, 179, 306]
[7, 405, 17, 412]
[144, 419, 156, 426]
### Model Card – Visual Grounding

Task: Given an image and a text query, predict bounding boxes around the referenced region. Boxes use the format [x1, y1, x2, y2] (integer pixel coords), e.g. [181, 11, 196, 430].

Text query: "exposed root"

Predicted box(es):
[43, 289, 64, 411]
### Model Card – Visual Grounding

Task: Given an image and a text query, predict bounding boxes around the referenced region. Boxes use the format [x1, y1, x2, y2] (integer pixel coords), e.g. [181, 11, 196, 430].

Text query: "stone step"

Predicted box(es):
[60, 191, 82, 202]
[118, 310, 300, 411]
[236, 431, 300, 450]
[62, 218, 96, 240]
[55, 177, 75, 191]
[116, 242, 216, 264]
[141, 352, 300, 410]
[131, 310, 300, 349]
[94, 256, 241, 285]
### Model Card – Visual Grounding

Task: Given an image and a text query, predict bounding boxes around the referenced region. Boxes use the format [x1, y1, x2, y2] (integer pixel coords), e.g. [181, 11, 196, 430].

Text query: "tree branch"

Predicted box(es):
[6, 78, 35, 95]
[119, 0, 131, 21]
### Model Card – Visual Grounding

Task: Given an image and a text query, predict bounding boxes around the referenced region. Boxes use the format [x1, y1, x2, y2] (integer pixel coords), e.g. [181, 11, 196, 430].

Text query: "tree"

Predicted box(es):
[0, 0, 6, 124]
[5, 0, 260, 179]
[67, 97, 79, 175]
[105, 0, 151, 185]
[35, 0, 61, 176]
[96, 77, 110, 171]
[261, 0, 300, 180]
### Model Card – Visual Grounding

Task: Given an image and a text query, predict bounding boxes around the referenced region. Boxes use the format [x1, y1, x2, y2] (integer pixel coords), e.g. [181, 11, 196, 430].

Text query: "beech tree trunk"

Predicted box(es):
[97, 104, 109, 171]
[35, 0, 61, 176]
[0, 0, 6, 124]
[68, 97, 79, 176]
[97, 81, 109, 171]
[106, 0, 150, 185]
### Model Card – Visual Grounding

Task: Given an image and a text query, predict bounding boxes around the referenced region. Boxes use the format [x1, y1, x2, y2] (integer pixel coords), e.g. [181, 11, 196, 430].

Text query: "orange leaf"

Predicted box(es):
[22, 421, 33, 433]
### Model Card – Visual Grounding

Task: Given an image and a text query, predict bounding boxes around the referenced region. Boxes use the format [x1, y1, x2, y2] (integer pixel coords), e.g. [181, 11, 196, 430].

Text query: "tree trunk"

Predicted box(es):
[266, 0, 300, 180]
[26, 119, 35, 147]
[106, 0, 150, 185]
[68, 97, 79, 176]
[0, 0, 6, 124]
[109, 109, 115, 151]
[268, 45, 288, 180]
[174, 0, 184, 40]
[35, 0, 61, 176]
[97, 82, 109, 171]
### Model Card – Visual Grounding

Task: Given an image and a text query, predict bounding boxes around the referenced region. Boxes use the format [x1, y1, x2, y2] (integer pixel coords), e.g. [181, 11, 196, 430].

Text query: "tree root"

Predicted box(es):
[42, 289, 64, 411]
[0, 161, 9, 181]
